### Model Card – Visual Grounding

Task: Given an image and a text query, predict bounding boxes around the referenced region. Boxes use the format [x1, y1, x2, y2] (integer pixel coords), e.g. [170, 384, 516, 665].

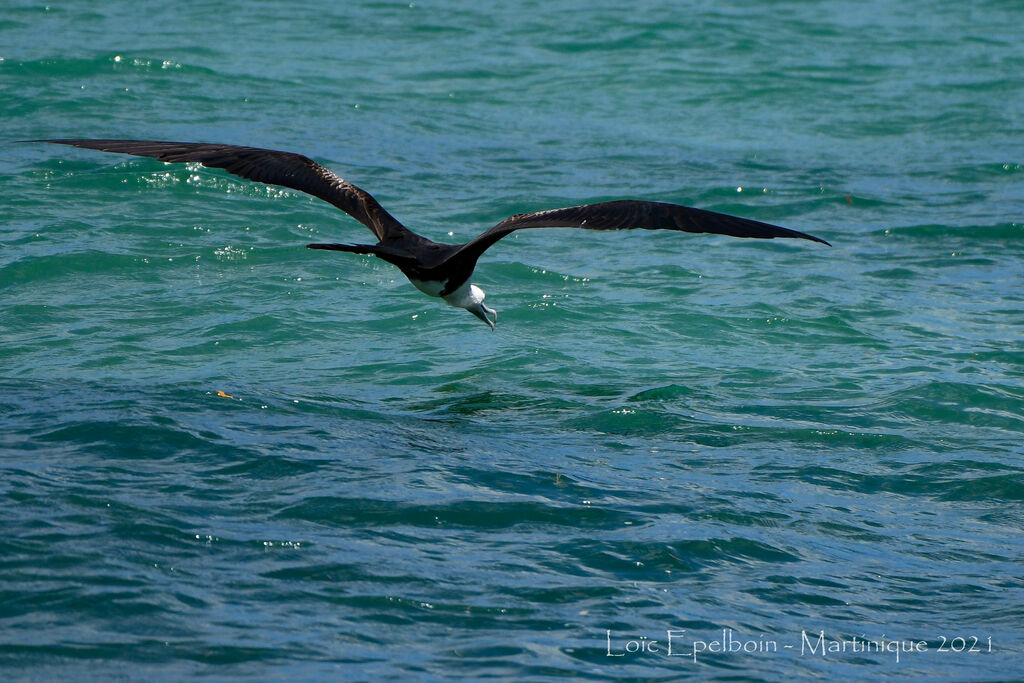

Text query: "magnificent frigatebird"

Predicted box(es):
[31, 139, 830, 328]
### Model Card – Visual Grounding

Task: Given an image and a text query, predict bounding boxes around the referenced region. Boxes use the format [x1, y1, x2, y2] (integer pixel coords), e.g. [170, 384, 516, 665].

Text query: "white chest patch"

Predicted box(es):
[408, 278, 447, 298]
[442, 280, 485, 309]
[409, 278, 484, 311]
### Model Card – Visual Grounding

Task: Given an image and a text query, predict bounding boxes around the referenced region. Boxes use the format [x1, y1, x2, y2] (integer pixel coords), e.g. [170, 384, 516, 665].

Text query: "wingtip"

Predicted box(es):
[18, 138, 107, 149]
[794, 230, 831, 247]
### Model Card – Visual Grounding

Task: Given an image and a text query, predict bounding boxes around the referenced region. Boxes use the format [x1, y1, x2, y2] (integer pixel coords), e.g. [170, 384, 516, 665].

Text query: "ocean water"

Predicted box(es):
[2, 0, 1023, 679]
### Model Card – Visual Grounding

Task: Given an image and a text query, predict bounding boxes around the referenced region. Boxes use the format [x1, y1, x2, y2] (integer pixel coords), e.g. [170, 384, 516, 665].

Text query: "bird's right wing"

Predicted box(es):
[32, 139, 410, 242]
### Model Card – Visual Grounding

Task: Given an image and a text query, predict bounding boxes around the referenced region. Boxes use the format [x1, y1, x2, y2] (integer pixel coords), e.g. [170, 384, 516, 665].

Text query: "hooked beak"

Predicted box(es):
[469, 303, 498, 330]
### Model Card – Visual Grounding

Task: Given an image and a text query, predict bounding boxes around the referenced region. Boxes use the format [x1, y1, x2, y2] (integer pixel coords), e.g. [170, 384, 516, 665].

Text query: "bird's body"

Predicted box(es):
[30, 139, 830, 328]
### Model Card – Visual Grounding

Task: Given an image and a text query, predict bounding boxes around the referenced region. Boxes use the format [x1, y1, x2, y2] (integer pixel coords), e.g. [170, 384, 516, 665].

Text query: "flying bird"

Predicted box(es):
[31, 139, 830, 329]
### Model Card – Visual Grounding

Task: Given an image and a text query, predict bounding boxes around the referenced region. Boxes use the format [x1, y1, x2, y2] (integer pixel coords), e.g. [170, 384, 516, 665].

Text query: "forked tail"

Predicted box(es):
[306, 243, 378, 254]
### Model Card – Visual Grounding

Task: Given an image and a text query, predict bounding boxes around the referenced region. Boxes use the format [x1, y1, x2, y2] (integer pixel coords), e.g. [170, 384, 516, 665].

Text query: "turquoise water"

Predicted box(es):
[2, 0, 1023, 679]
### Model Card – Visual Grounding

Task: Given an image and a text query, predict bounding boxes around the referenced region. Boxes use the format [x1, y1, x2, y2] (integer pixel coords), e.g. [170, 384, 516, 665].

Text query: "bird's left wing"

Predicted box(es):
[461, 198, 829, 257]
[440, 198, 829, 274]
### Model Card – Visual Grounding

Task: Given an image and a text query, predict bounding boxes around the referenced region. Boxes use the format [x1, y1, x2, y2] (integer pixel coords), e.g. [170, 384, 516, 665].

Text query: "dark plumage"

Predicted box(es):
[30, 139, 830, 328]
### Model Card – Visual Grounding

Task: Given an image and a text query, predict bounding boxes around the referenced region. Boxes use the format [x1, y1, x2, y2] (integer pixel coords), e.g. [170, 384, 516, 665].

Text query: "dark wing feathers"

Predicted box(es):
[490, 199, 826, 245]
[444, 198, 828, 273]
[32, 139, 408, 241]
[33, 141, 830, 268]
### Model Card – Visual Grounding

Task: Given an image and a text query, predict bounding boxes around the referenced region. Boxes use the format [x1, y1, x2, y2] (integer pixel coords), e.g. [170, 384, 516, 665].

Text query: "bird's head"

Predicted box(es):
[464, 284, 498, 330]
